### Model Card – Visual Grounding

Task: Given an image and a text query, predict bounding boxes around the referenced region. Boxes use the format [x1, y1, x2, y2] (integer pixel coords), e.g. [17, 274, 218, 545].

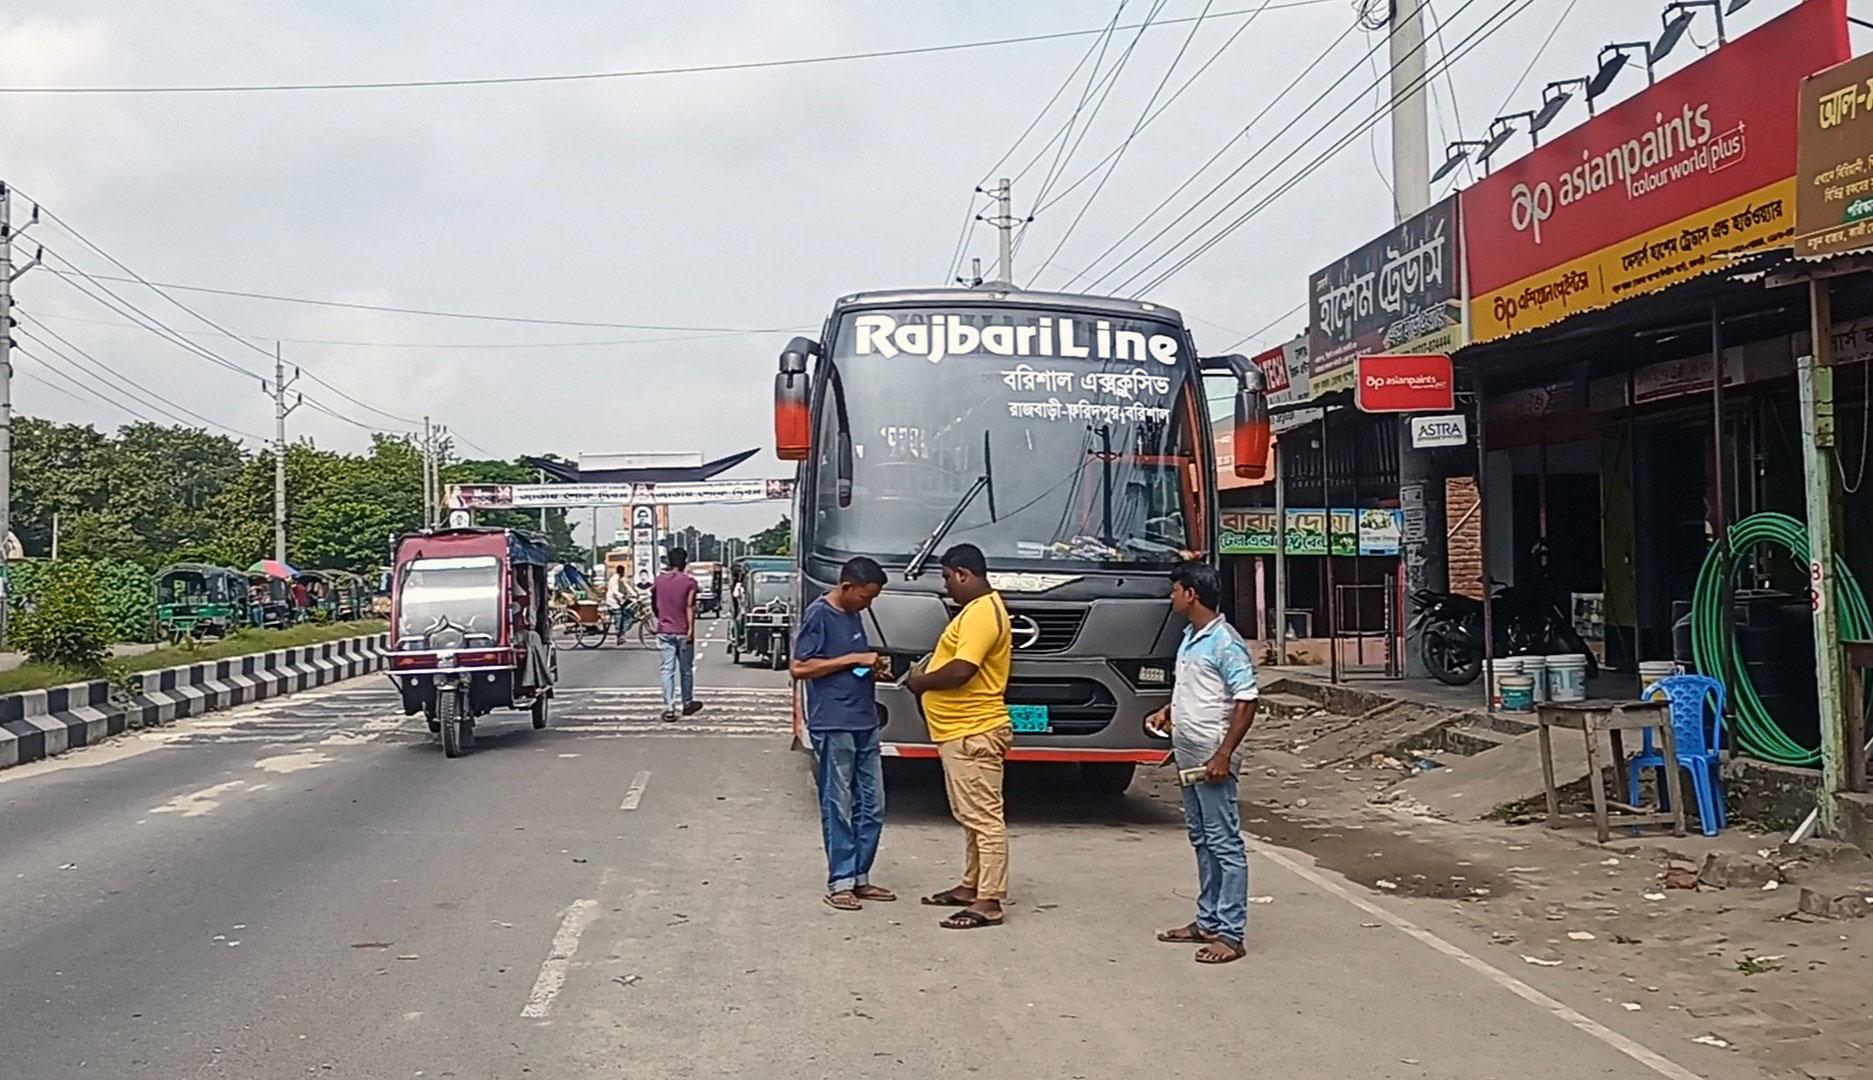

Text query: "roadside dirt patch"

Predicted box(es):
[1244, 798, 1513, 901]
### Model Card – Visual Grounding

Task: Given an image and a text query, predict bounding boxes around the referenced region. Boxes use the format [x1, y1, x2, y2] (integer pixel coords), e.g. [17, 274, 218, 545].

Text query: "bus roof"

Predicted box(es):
[829, 286, 1185, 326]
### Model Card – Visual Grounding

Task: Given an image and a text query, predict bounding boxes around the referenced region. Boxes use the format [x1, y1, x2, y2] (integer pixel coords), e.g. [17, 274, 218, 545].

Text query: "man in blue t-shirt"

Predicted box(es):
[790, 556, 893, 911]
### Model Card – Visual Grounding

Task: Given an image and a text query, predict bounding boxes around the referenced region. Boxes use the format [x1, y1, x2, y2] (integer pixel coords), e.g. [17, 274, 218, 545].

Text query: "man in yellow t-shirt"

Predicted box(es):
[906, 543, 1012, 930]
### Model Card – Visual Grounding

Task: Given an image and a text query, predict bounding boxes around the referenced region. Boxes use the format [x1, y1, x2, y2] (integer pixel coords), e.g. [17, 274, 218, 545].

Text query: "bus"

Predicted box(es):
[772, 286, 1269, 793]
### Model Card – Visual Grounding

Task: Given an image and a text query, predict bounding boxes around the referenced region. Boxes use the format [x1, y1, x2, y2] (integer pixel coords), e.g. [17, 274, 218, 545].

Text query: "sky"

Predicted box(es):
[0, 0, 1857, 543]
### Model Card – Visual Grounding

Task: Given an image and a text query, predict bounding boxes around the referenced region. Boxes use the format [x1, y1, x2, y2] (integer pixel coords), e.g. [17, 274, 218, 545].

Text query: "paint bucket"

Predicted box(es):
[1485, 657, 1522, 709]
[1499, 675, 1536, 713]
[1519, 655, 1549, 703]
[1548, 654, 1590, 702]
[1638, 660, 1678, 695]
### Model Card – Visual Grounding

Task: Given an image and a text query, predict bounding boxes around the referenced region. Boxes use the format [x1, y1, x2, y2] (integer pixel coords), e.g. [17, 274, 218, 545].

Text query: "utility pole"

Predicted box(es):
[267, 343, 301, 564]
[1385, 0, 1445, 679]
[0, 182, 40, 646]
[422, 416, 435, 527]
[1388, 0, 1431, 222]
[979, 178, 1018, 284]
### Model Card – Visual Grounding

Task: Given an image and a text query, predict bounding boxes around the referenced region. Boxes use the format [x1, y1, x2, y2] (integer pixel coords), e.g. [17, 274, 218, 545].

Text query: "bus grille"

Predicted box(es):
[1007, 677, 1115, 735]
[947, 603, 1085, 653]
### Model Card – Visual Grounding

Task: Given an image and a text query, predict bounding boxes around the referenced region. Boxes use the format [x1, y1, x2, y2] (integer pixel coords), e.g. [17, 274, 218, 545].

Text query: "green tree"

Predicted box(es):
[748, 516, 792, 556]
[12, 560, 113, 669]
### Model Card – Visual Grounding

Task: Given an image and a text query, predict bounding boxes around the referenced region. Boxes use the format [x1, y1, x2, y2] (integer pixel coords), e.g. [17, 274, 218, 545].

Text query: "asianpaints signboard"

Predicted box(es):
[1461, 0, 1848, 344]
[1355, 354, 1454, 413]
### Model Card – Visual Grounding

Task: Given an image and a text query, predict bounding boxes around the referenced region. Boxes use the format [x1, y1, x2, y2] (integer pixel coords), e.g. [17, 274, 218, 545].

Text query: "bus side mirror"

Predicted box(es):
[775, 338, 817, 461]
[1201, 353, 1271, 481]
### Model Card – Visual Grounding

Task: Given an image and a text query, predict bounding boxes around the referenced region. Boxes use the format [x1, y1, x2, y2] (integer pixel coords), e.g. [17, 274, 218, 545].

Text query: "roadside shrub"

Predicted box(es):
[8, 559, 156, 643]
[11, 561, 113, 670]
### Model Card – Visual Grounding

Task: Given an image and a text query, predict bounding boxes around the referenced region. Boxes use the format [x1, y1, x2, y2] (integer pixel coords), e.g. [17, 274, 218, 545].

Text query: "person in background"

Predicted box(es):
[605, 564, 638, 636]
[790, 556, 894, 911]
[1145, 560, 1258, 965]
[650, 548, 702, 722]
[906, 543, 1013, 930]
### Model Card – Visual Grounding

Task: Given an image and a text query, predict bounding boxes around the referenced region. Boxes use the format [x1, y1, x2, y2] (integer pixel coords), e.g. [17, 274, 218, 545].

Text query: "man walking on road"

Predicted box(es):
[791, 556, 895, 911]
[1146, 561, 1258, 964]
[906, 543, 1012, 930]
[650, 548, 703, 722]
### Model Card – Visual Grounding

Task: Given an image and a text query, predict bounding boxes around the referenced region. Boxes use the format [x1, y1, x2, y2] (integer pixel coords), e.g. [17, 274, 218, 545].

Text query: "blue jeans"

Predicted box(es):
[810, 728, 885, 893]
[657, 634, 695, 709]
[1181, 772, 1248, 948]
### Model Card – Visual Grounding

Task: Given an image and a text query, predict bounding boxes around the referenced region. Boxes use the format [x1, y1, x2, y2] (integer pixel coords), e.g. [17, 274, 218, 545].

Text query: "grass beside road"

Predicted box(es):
[0, 621, 390, 696]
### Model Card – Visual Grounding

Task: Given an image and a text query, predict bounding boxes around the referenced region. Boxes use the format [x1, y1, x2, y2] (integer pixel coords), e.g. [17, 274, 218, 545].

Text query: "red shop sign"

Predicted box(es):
[1356, 354, 1453, 414]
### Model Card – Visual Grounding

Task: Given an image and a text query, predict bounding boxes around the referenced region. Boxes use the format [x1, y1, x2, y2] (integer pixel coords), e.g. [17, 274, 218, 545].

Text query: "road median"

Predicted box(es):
[0, 631, 389, 772]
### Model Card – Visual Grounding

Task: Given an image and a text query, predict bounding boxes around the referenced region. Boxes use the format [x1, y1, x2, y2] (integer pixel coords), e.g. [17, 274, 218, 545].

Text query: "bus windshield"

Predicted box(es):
[811, 306, 1204, 570]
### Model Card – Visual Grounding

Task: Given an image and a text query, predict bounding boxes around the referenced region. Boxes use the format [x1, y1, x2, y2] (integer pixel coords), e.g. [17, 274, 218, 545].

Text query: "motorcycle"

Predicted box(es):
[1411, 559, 1597, 686]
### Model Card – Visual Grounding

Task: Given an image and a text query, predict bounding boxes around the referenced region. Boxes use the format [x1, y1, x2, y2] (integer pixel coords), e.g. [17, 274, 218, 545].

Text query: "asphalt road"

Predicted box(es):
[0, 615, 1752, 1079]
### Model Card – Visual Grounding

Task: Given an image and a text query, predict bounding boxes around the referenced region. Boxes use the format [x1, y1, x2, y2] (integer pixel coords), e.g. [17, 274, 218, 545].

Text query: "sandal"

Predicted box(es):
[1194, 939, 1245, 964]
[1156, 923, 1217, 944]
[939, 908, 1004, 930]
[823, 891, 862, 912]
[920, 888, 975, 908]
[852, 885, 897, 902]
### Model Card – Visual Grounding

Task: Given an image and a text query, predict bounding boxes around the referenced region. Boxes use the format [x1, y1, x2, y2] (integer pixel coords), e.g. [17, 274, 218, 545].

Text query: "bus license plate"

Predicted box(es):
[1008, 705, 1051, 734]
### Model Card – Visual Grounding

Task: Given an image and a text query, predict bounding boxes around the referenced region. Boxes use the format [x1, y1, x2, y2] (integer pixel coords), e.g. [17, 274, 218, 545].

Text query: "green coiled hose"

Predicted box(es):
[1690, 512, 1873, 766]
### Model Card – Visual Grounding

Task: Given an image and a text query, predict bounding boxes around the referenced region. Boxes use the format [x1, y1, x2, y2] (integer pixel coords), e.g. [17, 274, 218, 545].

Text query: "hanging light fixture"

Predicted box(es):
[1431, 140, 1491, 183]
[1589, 42, 1654, 99]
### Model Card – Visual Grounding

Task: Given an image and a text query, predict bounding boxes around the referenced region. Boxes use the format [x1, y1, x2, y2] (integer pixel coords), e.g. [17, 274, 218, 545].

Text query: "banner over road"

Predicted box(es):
[448, 479, 794, 510]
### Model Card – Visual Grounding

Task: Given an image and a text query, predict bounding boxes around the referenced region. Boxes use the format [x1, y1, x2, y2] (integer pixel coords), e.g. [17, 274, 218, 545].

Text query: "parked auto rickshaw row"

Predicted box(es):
[154, 560, 381, 642]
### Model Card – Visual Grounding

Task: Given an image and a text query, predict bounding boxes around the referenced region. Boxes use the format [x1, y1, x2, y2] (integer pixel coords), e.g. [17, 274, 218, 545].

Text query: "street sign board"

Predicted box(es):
[1356, 354, 1454, 413]
[1409, 413, 1469, 448]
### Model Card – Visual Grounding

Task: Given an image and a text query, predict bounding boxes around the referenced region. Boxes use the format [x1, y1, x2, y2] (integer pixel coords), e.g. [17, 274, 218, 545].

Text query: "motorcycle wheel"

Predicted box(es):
[1423, 623, 1482, 686]
[531, 694, 550, 730]
[769, 641, 786, 671]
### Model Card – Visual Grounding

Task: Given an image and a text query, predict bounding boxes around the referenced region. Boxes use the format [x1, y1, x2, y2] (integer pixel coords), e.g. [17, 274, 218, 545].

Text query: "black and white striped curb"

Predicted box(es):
[124, 634, 388, 727]
[0, 633, 389, 772]
[0, 680, 121, 769]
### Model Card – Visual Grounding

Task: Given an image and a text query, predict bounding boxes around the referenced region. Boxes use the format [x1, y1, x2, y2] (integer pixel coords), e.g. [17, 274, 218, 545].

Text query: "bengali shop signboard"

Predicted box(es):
[1461, 0, 1847, 344]
[1220, 508, 1403, 557]
[1308, 195, 1463, 396]
[1795, 51, 1873, 259]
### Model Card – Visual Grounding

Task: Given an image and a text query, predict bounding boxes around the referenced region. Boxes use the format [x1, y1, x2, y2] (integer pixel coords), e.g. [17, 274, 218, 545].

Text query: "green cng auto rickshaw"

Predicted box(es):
[329, 571, 368, 621]
[155, 564, 248, 642]
[729, 569, 796, 670]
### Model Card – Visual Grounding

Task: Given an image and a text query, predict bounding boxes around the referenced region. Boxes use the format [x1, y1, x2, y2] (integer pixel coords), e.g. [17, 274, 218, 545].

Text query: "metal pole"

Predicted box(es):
[1800, 278, 1848, 833]
[1474, 370, 1495, 711]
[422, 416, 434, 528]
[50, 511, 58, 561]
[995, 177, 1014, 283]
[0, 183, 10, 642]
[1325, 405, 1340, 685]
[1709, 301, 1733, 727]
[538, 467, 547, 531]
[1274, 441, 1288, 664]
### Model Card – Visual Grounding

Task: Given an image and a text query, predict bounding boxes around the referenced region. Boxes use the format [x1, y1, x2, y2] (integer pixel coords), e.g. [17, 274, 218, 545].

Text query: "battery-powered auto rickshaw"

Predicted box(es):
[328, 571, 368, 621]
[387, 527, 558, 758]
[154, 563, 248, 641]
[729, 569, 795, 669]
[247, 573, 294, 628]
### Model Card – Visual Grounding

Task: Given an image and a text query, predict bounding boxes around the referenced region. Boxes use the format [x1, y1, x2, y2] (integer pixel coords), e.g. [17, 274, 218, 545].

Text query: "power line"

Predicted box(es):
[1033, 0, 1269, 220]
[1489, 0, 1581, 119]
[0, 1, 1340, 95]
[1069, 17, 1361, 292]
[298, 369, 422, 428]
[1024, 1, 1136, 227]
[1092, 0, 1489, 294]
[41, 266, 797, 332]
[1125, 0, 1536, 296]
[1214, 299, 1308, 353]
[11, 343, 161, 424]
[16, 369, 98, 412]
[15, 316, 267, 439]
[24, 308, 806, 350]
[1029, 0, 1219, 290]
[1028, 0, 1167, 217]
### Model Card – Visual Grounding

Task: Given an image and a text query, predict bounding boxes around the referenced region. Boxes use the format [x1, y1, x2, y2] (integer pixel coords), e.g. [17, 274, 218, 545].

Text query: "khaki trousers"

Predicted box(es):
[937, 724, 1013, 900]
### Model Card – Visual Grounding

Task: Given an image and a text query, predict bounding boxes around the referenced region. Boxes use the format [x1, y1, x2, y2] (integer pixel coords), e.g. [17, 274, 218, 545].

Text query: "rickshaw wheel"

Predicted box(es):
[531, 694, 550, 730]
[439, 691, 470, 758]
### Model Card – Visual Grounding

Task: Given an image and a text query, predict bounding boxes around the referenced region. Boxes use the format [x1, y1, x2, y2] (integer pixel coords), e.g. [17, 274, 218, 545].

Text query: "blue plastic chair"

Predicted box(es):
[1626, 674, 1727, 836]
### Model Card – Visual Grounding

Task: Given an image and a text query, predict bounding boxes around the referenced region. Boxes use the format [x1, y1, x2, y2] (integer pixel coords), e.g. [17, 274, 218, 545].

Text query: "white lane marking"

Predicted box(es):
[149, 779, 268, 818]
[1249, 841, 1703, 1080]
[620, 770, 651, 811]
[521, 897, 600, 1020]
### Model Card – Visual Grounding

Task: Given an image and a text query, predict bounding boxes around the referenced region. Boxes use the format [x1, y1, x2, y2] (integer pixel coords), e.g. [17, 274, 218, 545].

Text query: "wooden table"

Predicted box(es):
[1536, 698, 1684, 843]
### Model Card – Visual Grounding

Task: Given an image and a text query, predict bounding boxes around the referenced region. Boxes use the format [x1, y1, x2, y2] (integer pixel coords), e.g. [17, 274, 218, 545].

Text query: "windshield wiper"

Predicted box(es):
[905, 430, 997, 580]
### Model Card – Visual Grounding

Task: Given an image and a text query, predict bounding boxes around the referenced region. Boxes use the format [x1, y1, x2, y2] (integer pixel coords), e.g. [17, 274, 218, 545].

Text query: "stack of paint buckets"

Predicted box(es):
[1488, 653, 1594, 712]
